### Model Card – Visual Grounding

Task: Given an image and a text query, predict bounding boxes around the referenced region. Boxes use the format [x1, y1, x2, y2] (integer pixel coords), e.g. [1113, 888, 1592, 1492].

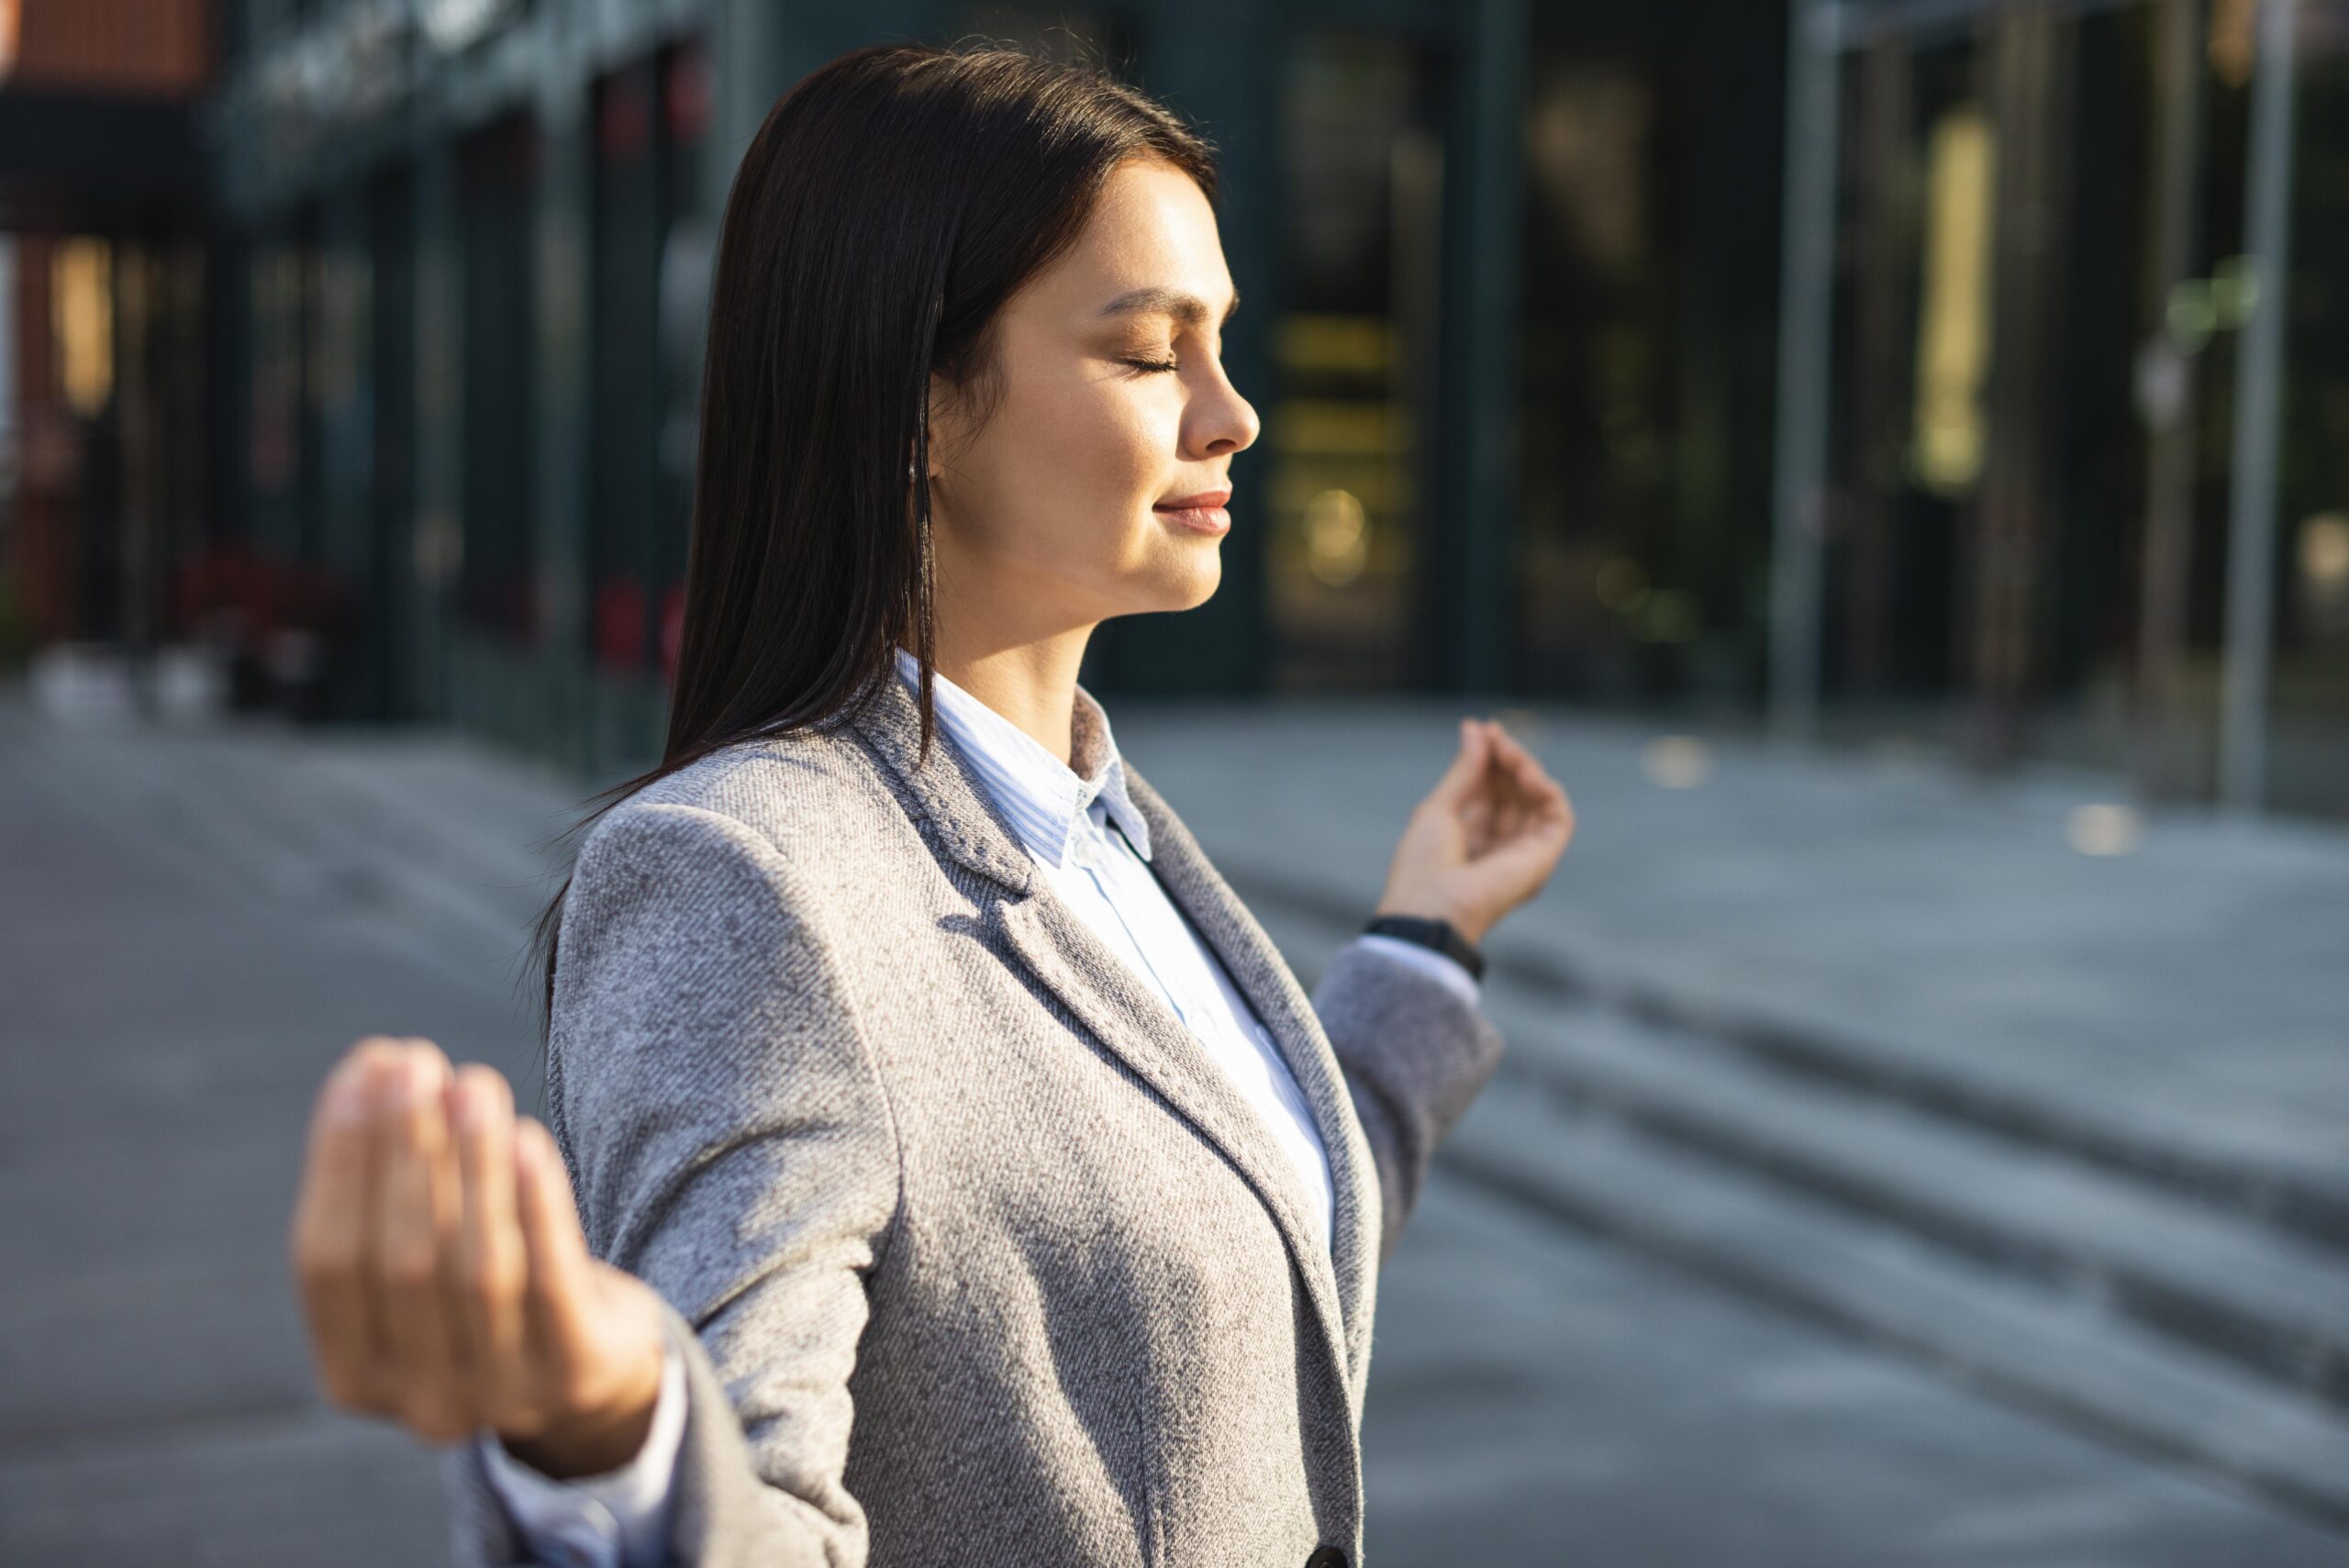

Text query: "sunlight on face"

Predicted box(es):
[924, 158, 1262, 643]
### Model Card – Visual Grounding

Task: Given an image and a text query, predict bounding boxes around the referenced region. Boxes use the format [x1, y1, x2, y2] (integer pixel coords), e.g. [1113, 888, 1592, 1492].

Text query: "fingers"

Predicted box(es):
[1475, 725, 1575, 906]
[514, 1117, 600, 1411]
[1488, 725, 1528, 844]
[291, 1039, 404, 1413]
[374, 1044, 473, 1441]
[1482, 717, 1547, 788]
[1462, 796, 1494, 855]
[1445, 717, 1506, 852]
[1428, 717, 1493, 809]
[1481, 721, 1573, 840]
[450, 1064, 530, 1433]
[1450, 719, 1519, 846]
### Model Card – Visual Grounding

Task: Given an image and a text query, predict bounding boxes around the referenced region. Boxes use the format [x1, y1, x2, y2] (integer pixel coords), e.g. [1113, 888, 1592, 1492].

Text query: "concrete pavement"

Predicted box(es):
[1109, 698, 2349, 1218]
[5, 689, 2345, 1564]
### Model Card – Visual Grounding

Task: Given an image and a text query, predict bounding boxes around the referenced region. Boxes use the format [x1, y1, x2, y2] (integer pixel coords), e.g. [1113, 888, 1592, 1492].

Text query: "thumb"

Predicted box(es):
[1426, 717, 1491, 810]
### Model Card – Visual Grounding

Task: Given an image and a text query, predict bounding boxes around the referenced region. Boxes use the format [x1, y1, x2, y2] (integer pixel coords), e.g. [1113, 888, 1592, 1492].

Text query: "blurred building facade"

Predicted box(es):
[0, 0, 215, 677]
[3, 0, 2346, 818]
[1778, 0, 2349, 819]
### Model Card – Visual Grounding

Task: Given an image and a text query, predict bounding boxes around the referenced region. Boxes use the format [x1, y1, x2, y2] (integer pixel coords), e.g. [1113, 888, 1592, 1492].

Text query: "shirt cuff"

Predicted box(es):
[1353, 930, 1482, 1008]
[477, 1336, 686, 1568]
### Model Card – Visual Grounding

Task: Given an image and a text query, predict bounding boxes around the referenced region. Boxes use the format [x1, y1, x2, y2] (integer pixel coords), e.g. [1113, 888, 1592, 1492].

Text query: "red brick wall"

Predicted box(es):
[11, 0, 210, 97]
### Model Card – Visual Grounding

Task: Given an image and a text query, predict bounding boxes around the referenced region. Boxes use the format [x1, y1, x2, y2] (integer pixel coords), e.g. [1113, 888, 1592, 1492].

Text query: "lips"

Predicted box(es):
[1154, 488, 1232, 510]
[1154, 487, 1232, 538]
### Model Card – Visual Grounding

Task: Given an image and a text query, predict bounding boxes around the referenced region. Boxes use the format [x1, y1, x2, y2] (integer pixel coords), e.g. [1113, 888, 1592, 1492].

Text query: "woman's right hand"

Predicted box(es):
[287, 1036, 670, 1478]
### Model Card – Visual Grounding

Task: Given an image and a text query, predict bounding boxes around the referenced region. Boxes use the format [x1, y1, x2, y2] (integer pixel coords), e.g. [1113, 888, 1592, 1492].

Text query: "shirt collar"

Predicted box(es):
[891, 647, 1152, 869]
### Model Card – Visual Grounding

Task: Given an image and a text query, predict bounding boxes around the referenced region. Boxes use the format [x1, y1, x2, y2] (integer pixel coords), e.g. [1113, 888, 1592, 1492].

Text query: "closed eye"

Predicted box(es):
[1122, 356, 1182, 374]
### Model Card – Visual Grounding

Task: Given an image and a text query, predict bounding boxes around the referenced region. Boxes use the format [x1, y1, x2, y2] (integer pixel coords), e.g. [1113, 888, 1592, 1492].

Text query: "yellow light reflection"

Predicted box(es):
[2300, 513, 2349, 591]
[1642, 735, 1714, 789]
[1303, 488, 1369, 587]
[1912, 106, 1993, 495]
[1274, 315, 1395, 375]
[52, 238, 114, 418]
[1274, 399, 1409, 457]
[2066, 803, 2143, 857]
[2210, 0, 2254, 88]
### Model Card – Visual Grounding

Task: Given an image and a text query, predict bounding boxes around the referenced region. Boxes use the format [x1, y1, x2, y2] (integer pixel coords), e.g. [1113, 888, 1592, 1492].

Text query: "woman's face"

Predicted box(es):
[924, 157, 1261, 642]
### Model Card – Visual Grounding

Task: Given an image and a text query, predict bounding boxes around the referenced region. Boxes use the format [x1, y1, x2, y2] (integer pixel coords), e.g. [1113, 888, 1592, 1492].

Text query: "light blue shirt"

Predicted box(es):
[482, 650, 1480, 1568]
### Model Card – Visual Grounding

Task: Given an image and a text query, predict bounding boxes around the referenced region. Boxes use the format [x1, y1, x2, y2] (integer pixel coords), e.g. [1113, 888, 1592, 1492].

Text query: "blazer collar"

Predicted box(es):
[886, 647, 1152, 869]
[838, 666, 1380, 1406]
[835, 662, 1040, 896]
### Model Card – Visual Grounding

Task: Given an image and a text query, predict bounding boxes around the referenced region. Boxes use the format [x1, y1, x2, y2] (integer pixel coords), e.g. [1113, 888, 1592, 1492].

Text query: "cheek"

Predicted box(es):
[1037, 375, 1163, 490]
[996, 375, 1174, 563]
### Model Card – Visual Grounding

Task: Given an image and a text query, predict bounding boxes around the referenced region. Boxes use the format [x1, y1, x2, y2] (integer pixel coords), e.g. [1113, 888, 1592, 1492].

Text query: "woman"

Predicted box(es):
[288, 40, 1573, 1568]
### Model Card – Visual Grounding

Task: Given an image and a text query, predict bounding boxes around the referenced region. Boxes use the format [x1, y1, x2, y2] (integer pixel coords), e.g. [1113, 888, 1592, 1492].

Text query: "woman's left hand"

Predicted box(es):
[1374, 717, 1575, 948]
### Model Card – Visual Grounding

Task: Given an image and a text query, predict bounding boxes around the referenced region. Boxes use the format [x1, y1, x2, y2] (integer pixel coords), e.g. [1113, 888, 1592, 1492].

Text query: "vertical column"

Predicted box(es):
[2220, 0, 2300, 817]
[2132, 0, 2210, 803]
[1963, 8, 2072, 775]
[532, 39, 595, 771]
[1767, 0, 1841, 746]
[411, 139, 462, 725]
[1430, 0, 1526, 698]
[116, 239, 160, 668]
[318, 189, 374, 717]
[205, 224, 254, 561]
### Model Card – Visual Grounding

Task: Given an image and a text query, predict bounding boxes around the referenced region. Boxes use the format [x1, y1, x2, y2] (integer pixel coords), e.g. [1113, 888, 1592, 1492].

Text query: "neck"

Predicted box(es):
[923, 623, 1097, 769]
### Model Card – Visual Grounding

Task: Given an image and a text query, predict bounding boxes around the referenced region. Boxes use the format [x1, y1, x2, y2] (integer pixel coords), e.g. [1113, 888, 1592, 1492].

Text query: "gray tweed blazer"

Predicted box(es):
[440, 668, 1507, 1568]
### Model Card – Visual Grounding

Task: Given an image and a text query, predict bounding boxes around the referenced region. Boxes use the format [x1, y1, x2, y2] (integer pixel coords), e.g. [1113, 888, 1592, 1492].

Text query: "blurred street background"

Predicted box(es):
[2, 0, 2347, 1562]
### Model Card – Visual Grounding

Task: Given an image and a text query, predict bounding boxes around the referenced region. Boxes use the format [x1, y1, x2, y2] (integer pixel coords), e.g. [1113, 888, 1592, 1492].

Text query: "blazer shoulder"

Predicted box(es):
[582, 725, 904, 873]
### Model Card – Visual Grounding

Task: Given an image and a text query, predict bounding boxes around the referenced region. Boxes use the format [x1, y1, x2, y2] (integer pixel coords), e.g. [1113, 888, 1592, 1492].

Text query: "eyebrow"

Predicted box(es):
[1096, 285, 1241, 327]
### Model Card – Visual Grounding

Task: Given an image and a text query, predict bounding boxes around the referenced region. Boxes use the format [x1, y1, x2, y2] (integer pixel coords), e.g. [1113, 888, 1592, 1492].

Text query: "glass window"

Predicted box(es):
[1266, 28, 1444, 693]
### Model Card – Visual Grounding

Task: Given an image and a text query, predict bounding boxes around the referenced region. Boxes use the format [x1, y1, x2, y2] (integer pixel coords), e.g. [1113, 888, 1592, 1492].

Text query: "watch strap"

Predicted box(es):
[1360, 914, 1486, 983]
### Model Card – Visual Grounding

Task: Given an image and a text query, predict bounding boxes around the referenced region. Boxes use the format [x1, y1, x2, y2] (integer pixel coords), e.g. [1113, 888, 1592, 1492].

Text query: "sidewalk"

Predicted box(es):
[1108, 697, 2349, 1228]
[6, 689, 2346, 1562]
[0, 706, 540, 1566]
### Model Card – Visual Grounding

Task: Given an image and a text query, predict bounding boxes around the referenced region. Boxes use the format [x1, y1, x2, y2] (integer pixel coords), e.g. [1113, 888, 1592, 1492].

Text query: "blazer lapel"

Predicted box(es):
[990, 895, 1353, 1352]
[839, 670, 1372, 1407]
[1116, 760, 1382, 1401]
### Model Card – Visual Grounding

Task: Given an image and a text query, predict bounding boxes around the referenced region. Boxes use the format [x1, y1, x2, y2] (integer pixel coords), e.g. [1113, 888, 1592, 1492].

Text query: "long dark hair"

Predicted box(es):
[519, 39, 1221, 1046]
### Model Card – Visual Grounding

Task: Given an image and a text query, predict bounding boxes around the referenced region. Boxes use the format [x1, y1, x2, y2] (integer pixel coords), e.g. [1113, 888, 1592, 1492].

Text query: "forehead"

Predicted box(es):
[1025, 160, 1237, 323]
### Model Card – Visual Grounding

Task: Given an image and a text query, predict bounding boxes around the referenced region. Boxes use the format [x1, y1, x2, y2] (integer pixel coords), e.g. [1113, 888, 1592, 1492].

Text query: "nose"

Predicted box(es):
[1190, 367, 1260, 459]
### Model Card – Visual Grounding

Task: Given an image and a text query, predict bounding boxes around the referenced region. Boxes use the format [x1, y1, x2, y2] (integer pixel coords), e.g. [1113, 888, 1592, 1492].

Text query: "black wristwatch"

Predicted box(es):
[1360, 914, 1486, 982]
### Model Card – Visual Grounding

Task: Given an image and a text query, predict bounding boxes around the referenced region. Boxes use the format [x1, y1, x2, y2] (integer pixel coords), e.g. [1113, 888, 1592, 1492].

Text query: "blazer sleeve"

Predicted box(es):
[1310, 933, 1506, 1267]
[440, 800, 904, 1568]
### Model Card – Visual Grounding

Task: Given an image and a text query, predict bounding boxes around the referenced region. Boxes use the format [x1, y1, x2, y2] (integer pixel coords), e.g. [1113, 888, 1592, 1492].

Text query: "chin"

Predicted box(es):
[1108, 529, 1225, 615]
[1173, 552, 1222, 611]
[1118, 557, 1220, 617]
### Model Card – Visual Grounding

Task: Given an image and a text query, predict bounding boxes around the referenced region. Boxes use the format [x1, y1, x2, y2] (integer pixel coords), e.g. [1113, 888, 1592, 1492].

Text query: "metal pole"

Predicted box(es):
[1460, 0, 1527, 700]
[2220, 0, 2299, 817]
[2131, 0, 2207, 804]
[1769, 0, 1842, 746]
